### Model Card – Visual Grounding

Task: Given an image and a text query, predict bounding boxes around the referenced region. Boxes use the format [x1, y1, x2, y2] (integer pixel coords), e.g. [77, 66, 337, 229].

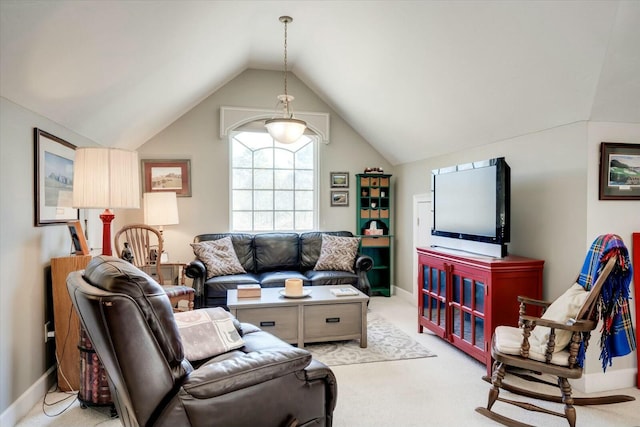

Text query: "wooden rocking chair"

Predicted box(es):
[476, 254, 635, 427]
[114, 224, 194, 312]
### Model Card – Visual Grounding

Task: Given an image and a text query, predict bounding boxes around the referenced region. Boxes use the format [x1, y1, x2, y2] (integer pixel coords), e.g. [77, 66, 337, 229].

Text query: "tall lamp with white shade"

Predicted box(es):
[72, 148, 140, 256]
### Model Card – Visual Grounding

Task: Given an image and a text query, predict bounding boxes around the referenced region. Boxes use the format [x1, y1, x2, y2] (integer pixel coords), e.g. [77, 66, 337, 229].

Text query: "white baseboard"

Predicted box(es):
[0, 366, 56, 427]
[393, 285, 413, 305]
[573, 367, 637, 393]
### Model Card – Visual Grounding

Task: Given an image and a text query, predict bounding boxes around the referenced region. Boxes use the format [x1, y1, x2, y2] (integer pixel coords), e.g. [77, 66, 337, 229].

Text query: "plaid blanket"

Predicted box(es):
[577, 234, 635, 371]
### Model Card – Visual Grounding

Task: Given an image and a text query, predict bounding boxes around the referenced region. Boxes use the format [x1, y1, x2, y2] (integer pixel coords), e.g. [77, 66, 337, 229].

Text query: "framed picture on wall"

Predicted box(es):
[598, 142, 640, 200]
[34, 128, 79, 226]
[141, 159, 192, 197]
[331, 190, 349, 207]
[330, 172, 349, 188]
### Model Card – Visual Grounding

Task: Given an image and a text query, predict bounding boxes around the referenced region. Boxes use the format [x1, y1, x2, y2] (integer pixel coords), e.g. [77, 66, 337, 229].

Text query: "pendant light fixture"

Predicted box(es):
[265, 16, 307, 144]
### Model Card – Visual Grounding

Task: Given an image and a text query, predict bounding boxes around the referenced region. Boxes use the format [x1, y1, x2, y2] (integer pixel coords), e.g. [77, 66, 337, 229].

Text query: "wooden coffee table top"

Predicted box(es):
[227, 285, 368, 309]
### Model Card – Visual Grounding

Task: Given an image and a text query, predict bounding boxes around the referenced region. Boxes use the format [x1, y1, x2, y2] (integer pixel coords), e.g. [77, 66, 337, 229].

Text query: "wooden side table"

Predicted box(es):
[51, 255, 92, 391]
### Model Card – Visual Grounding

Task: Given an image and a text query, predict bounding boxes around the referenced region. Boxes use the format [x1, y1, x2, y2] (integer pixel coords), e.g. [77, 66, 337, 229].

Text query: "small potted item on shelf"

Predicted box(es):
[364, 167, 384, 174]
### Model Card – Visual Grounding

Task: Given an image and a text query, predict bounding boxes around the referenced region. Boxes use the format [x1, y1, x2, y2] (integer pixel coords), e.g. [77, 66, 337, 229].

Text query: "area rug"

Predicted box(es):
[305, 313, 436, 366]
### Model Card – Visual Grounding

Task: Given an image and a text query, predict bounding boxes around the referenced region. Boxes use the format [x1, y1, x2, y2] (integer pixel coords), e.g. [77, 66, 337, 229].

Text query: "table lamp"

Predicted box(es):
[143, 192, 179, 235]
[144, 192, 179, 262]
[72, 148, 140, 256]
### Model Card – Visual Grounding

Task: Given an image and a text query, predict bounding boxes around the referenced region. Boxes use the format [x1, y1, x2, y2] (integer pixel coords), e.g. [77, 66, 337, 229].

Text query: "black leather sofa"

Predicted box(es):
[185, 231, 373, 308]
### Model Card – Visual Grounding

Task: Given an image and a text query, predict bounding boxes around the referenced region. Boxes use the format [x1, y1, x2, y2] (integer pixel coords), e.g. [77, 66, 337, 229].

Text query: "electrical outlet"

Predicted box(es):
[44, 321, 53, 343]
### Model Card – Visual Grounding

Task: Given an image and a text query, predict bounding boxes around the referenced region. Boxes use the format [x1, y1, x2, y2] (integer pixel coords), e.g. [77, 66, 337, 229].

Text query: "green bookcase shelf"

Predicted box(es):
[356, 173, 393, 296]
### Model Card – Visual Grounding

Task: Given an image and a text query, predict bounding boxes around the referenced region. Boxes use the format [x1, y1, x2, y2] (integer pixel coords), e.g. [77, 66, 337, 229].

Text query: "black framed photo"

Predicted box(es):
[330, 172, 349, 188]
[331, 190, 349, 207]
[67, 220, 90, 255]
[599, 142, 640, 200]
[34, 128, 79, 226]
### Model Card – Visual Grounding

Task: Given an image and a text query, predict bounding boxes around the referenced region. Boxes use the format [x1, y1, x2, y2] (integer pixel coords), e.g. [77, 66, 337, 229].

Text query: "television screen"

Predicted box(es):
[432, 157, 510, 246]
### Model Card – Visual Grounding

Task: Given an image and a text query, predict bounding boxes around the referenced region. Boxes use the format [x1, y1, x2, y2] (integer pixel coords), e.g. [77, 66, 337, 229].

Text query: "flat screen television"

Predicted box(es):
[431, 157, 510, 255]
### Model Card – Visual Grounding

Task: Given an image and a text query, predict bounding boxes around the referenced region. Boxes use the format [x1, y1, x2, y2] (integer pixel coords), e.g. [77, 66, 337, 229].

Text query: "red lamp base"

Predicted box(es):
[100, 209, 115, 256]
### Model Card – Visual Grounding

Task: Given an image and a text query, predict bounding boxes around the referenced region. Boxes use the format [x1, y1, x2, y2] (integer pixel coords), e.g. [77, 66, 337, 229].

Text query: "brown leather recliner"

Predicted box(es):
[67, 256, 337, 427]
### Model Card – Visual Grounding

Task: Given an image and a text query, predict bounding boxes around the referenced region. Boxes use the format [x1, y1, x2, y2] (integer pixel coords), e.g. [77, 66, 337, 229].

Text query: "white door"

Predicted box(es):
[413, 194, 431, 304]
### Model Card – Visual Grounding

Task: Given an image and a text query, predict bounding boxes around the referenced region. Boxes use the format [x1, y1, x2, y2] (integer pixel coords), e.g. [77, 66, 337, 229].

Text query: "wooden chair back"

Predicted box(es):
[113, 224, 164, 283]
[575, 256, 616, 322]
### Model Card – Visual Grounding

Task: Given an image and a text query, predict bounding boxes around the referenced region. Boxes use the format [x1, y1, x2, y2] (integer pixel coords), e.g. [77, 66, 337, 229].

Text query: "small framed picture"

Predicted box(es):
[598, 142, 640, 200]
[330, 172, 349, 188]
[142, 159, 192, 197]
[331, 190, 349, 207]
[67, 220, 90, 255]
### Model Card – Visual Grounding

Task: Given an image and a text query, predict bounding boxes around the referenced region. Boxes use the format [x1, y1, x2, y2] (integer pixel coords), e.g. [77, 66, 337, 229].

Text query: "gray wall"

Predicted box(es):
[122, 69, 395, 262]
[0, 97, 99, 418]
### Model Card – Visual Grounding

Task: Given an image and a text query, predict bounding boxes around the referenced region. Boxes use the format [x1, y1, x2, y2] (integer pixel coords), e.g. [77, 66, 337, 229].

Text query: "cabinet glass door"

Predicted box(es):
[450, 273, 485, 350]
[421, 265, 447, 334]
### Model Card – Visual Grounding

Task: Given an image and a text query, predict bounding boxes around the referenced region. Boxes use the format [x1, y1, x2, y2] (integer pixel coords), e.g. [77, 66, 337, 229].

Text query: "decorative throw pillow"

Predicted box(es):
[530, 283, 590, 353]
[191, 237, 246, 279]
[174, 307, 244, 361]
[314, 234, 360, 273]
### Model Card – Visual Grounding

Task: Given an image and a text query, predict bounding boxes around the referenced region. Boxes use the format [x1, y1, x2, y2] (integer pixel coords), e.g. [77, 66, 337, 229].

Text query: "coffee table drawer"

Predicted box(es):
[236, 306, 298, 343]
[304, 303, 361, 341]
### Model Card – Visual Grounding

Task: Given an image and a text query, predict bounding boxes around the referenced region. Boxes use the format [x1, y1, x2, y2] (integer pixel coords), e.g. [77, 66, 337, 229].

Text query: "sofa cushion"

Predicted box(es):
[259, 271, 308, 288]
[530, 283, 590, 353]
[191, 237, 246, 279]
[174, 307, 244, 362]
[305, 270, 358, 286]
[194, 233, 255, 272]
[314, 234, 361, 273]
[299, 231, 354, 271]
[254, 233, 300, 273]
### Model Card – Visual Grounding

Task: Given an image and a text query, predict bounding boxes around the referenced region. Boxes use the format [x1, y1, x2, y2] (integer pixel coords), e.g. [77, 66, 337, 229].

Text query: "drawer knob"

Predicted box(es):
[326, 317, 341, 323]
[260, 321, 276, 327]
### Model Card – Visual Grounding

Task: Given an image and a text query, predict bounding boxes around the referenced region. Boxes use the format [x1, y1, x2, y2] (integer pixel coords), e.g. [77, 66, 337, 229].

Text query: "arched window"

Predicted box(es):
[230, 130, 318, 232]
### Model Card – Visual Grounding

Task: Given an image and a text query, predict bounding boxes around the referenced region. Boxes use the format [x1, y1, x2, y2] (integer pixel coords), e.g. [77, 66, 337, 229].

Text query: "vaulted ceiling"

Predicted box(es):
[1, 1, 638, 165]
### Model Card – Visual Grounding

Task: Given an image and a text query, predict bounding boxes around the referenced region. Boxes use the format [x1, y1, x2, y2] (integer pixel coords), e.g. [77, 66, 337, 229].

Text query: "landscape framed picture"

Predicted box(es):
[331, 190, 349, 207]
[598, 142, 640, 200]
[330, 172, 349, 188]
[142, 159, 192, 197]
[34, 128, 79, 226]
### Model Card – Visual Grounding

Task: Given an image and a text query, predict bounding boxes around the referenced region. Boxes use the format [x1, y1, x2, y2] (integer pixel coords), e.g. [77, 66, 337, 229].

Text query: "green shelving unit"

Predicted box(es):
[356, 173, 393, 296]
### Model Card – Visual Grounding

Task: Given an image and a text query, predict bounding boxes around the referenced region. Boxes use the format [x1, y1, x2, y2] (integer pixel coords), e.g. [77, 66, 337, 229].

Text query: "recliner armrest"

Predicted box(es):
[182, 347, 312, 398]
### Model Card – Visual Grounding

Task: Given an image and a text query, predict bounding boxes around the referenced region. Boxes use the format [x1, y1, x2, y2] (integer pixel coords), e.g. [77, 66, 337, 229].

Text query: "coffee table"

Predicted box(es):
[227, 285, 369, 348]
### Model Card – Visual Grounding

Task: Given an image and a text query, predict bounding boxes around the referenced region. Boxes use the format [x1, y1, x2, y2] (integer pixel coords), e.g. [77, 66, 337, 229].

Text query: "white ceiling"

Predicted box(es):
[1, 1, 639, 165]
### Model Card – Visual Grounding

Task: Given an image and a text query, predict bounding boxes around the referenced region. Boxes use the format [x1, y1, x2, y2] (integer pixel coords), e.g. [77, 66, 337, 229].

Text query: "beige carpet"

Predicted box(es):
[306, 312, 436, 366]
[15, 296, 640, 427]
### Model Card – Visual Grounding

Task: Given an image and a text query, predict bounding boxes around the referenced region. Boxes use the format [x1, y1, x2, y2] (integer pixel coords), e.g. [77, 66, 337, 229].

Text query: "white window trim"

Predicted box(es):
[220, 106, 330, 144]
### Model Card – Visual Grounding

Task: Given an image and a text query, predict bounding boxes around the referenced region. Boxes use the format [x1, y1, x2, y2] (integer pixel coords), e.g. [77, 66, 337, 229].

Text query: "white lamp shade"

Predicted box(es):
[73, 148, 140, 209]
[144, 192, 179, 226]
[265, 118, 307, 144]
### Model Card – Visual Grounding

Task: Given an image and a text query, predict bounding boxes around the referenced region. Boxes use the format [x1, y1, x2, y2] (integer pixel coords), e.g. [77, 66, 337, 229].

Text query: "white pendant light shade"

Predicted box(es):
[265, 16, 307, 144]
[265, 118, 307, 144]
[73, 147, 140, 209]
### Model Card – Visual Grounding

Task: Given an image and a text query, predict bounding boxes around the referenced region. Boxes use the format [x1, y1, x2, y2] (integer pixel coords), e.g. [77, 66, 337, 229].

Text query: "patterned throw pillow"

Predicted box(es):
[174, 307, 244, 361]
[191, 237, 246, 279]
[314, 234, 360, 273]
